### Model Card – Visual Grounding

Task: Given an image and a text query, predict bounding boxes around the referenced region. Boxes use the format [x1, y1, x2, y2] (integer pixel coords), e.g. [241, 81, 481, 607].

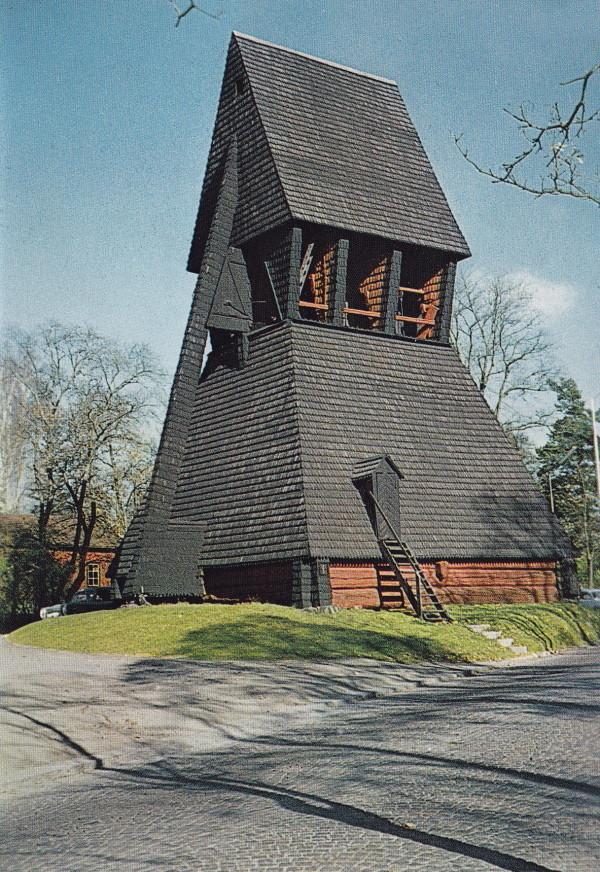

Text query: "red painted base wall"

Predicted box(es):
[199, 559, 559, 609]
[425, 561, 559, 604]
[329, 560, 559, 608]
[329, 563, 380, 608]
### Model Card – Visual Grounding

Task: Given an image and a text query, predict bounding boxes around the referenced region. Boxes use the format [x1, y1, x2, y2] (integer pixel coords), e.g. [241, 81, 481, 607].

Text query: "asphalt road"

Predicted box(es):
[1, 646, 599, 872]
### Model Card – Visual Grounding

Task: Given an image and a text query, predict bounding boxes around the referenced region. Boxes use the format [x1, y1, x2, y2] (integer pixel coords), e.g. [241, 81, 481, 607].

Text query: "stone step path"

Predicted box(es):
[467, 623, 528, 655]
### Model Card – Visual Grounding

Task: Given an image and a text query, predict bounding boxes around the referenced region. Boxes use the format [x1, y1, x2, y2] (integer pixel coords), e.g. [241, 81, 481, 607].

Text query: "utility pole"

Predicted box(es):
[548, 445, 577, 514]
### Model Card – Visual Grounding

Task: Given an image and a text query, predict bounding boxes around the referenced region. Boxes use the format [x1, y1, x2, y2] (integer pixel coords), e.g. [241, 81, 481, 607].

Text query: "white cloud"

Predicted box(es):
[506, 271, 577, 316]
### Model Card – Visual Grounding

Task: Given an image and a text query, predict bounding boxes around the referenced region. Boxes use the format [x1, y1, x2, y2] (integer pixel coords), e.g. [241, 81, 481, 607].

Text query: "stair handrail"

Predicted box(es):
[366, 491, 422, 617]
[366, 491, 452, 623]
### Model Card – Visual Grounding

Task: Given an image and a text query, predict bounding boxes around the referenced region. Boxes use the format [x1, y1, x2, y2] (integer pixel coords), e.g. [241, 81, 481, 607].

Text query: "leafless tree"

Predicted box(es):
[0, 362, 31, 512]
[455, 63, 600, 206]
[1, 324, 167, 540]
[450, 274, 557, 437]
[167, 0, 222, 26]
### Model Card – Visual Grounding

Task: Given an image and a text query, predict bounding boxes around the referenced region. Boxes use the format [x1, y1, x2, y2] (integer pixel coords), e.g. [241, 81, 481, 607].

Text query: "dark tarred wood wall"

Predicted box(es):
[204, 562, 294, 605]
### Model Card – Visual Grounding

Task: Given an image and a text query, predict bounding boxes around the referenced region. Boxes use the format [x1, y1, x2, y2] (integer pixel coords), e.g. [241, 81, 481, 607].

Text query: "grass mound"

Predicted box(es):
[450, 602, 600, 653]
[8, 602, 600, 662]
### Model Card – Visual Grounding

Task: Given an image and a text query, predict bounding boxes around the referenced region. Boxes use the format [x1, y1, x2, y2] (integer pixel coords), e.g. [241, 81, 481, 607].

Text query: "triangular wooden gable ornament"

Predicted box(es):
[206, 247, 253, 334]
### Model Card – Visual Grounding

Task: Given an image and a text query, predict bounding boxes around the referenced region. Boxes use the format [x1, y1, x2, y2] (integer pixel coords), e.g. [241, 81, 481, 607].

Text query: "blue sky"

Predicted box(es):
[2, 0, 598, 406]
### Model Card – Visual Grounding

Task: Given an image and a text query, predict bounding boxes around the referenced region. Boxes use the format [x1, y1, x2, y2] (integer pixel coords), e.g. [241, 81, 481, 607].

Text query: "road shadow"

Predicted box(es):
[108, 761, 563, 872]
[247, 735, 600, 797]
[168, 613, 472, 661]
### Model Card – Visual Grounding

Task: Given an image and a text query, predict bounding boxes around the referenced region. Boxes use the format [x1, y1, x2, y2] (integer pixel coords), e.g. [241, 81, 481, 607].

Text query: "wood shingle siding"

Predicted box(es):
[115, 33, 575, 603]
[289, 321, 572, 563]
[160, 320, 572, 570]
[169, 324, 309, 564]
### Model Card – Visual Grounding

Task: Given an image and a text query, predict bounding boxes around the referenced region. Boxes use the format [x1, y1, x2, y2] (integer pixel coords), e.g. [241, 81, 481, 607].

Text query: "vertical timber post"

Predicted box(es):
[312, 559, 332, 606]
[286, 226, 304, 319]
[331, 239, 349, 326]
[292, 559, 313, 608]
[437, 261, 457, 343]
[382, 249, 402, 334]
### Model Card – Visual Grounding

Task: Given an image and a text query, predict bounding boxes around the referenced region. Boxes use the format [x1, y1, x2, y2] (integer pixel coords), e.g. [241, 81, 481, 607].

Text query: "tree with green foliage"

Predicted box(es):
[1, 520, 71, 629]
[536, 378, 600, 585]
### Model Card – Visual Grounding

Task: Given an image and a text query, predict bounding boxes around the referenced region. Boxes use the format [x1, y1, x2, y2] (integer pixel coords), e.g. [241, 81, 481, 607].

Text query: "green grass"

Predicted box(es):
[449, 602, 600, 653]
[8, 602, 600, 663]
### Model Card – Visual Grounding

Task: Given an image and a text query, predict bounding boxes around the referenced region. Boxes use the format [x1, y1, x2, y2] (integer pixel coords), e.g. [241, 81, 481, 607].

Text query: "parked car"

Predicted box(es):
[39, 602, 65, 619]
[578, 588, 600, 609]
[40, 588, 120, 619]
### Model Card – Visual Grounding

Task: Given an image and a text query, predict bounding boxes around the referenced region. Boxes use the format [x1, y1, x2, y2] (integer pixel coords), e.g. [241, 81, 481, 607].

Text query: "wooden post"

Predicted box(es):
[312, 559, 332, 606]
[414, 570, 422, 618]
[382, 250, 402, 334]
[437, 261, 457, 343]
[285, 226, 304, 319]
[292, 558, 313, 607]
[331, 239, 349, 326]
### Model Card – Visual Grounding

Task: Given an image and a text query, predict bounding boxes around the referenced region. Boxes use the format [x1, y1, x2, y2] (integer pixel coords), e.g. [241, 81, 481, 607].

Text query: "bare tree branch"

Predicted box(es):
[450, 273, 557, 437]
[455, 63, 600, 205]
[1, 324, 167, 538]
[167, 0, 222, 26]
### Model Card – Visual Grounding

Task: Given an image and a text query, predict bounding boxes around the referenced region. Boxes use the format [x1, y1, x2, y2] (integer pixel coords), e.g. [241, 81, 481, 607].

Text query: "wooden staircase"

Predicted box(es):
[379, 539, 452, 623]
[368, 492, 452, 623]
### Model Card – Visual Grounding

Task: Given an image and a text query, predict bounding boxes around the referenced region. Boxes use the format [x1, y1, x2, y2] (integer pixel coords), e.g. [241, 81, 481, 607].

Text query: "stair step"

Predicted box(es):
[510, 645, 528, 655]
[427, 602, 448, 611]
[379, 537, 451, 624]
[496, 637, 514, 648]
[481, 630, 502, 639]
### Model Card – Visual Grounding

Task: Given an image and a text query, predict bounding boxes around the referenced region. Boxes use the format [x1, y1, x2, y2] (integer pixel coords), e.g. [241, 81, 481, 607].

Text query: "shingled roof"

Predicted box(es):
[188, 33, 470, 271]
[169, 321, 573, 565]
[118, 34, 573, 599]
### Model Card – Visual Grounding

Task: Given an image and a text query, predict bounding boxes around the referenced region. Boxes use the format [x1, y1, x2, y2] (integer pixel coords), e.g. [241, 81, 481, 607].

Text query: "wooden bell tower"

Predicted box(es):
[115, 34, 575, 610]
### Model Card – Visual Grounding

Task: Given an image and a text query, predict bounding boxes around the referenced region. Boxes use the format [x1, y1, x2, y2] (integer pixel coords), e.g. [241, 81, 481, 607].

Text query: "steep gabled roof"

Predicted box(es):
[188, 33, 470, 271]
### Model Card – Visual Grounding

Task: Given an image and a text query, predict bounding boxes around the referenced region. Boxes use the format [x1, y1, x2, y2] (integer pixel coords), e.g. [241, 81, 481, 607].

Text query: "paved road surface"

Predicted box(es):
[1, 645, 599, 871]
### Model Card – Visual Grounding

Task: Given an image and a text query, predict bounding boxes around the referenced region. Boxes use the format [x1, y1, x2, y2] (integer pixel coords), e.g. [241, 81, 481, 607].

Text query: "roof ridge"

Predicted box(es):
[232, 32, 397, 86]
